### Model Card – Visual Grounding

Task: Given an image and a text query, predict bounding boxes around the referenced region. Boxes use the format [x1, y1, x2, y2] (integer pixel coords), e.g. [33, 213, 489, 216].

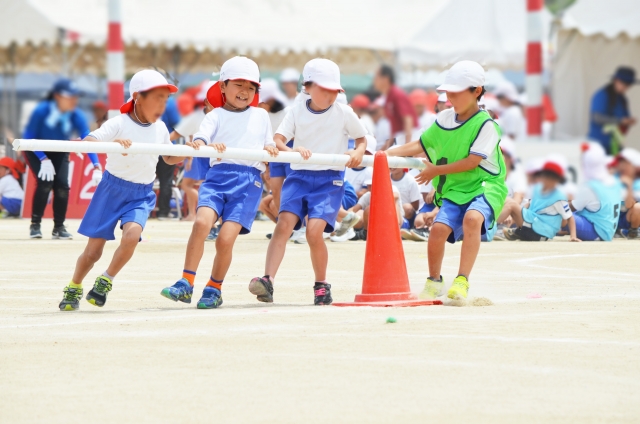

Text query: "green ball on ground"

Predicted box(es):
[386, 317, 397, 324]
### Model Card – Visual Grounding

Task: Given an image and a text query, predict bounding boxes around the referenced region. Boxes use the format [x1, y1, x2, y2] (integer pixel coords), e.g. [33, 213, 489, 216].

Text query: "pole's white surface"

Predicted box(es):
[12, 140, 427, 170]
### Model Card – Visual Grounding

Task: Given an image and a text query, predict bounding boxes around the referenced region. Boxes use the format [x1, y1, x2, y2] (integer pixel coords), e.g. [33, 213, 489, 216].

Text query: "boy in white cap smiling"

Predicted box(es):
[251, 58, 368, 305]
[59, 69, 187, 311]
[161, 56, 279, 309]
[387, 60, 507, 300]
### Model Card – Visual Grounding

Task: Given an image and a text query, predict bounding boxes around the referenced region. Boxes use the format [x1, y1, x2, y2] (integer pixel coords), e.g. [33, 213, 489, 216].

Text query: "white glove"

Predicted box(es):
[38, 160, 55, 182]
[92, 168, 103, 186]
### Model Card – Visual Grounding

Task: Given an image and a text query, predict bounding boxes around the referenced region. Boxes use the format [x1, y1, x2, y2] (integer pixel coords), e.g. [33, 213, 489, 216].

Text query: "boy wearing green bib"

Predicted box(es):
[388, 61, 507, 300]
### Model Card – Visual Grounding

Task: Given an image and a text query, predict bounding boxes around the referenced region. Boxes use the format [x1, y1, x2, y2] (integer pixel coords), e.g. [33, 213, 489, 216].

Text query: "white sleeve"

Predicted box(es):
[0, 178, 6, 197]
[469, 123, 500, 159]
[553, 200, 573, 219]
[174, 111, 204, 137]
[162, 124, 171, 145]
[87, 116, 121, 141]
[571, 185, 599, 212]
[408, 178, 421, 202]
[344, 107, 368, 140]
[358, 192, 371, 209]
[263, 113, 275, 148]
[192, 112, 219, 145]
[275, 108, 295, 141]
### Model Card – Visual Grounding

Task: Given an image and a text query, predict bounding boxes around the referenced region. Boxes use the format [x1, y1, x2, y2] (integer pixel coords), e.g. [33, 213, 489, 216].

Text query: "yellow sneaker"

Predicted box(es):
[448, 275, 469, 299]
[419, 276, 444, 299]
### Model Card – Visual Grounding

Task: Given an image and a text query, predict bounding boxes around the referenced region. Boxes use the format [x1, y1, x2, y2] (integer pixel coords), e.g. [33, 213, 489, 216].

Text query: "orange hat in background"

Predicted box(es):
[0, 157, 24, 179]
[350, 94, 370, 109]
[409, 89, 428, 106]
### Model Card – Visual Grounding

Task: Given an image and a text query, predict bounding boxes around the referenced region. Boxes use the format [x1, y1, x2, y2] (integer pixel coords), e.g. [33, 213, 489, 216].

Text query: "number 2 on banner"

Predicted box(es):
[80, 163, 97, 200]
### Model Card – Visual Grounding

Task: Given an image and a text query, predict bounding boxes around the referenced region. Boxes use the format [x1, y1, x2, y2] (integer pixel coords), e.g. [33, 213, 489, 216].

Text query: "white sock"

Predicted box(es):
[103, 271, 114, 281]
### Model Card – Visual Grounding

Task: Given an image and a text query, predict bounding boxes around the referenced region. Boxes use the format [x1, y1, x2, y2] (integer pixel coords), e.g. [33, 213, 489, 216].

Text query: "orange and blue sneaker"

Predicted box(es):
[197, 287, 223, 309]
[160, 278, 193, 303]
[448, 275, 469, 300]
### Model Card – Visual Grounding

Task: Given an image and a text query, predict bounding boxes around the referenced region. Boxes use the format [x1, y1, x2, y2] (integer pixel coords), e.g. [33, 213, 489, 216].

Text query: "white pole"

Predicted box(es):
[12, 140, 427, 170]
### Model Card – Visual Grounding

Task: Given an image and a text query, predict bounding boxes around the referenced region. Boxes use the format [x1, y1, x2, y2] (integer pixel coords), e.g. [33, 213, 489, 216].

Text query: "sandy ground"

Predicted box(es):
[0, 218, 639, 423]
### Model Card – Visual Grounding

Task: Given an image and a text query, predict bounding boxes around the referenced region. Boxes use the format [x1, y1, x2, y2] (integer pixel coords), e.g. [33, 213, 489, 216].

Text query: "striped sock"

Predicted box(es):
[207, 277, 223, 290]
[182, 269, 196, 286]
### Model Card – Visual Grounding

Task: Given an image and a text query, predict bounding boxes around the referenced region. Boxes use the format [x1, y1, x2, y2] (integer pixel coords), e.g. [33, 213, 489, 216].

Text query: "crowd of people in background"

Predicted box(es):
[1, 62, 639, 247]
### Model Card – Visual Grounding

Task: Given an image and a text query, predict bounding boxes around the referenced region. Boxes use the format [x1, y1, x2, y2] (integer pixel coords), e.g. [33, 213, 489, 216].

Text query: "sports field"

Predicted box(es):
[1, 218, 638, 423]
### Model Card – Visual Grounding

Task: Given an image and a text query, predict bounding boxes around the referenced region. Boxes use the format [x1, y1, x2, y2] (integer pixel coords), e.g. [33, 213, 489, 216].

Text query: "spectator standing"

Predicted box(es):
[373, 65, 420, 149]
[156, 95, 181, 219]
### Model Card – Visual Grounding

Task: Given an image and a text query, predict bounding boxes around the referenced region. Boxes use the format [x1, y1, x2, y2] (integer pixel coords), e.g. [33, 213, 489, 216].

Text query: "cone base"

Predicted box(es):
[354, 292, 420, 303]
[333, 299, 442, 307]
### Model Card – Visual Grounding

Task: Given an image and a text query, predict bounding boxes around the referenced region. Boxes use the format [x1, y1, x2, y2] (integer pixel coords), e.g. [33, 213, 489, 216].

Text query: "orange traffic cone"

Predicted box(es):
[334, 152, 442, 307]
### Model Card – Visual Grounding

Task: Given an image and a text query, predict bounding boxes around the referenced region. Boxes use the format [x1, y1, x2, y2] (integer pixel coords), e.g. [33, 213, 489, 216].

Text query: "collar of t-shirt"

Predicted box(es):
[306, 99, 332, 114]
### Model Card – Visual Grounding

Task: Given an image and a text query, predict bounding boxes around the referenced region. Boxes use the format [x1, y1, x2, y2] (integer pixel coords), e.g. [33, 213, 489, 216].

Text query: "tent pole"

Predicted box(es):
[526, 0, 544, 141]
[107, 0, 124, 119]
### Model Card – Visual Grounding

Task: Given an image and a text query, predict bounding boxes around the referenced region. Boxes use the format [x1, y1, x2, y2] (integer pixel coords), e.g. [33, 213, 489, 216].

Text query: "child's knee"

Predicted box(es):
[430, 223, 450, 240]
[193, 215, 212, 234]
[463, 211, 484, 229]
[121, 227, 142, 245]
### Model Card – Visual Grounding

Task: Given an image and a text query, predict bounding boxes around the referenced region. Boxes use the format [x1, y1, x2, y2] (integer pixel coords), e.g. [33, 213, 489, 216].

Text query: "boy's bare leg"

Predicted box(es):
[500, 199, 525, 227]
[306, 218, 329, 281]
[105, 222, 143, 277]
[428, 222, 451, 279]
[181, 178, 199, 221]
[458, 211, 484, 278]
[184, 207, 217, 272]
[72, 238, 107, 283]
[264, 212, 298, 278]
[211, 221, 243, 281]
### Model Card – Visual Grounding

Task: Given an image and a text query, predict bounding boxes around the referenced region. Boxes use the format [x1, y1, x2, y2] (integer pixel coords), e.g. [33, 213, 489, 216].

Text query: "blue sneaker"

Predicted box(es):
[197, 286, 223, 309]
[160, 278, 193, 303]
[206, 226, 220, 242]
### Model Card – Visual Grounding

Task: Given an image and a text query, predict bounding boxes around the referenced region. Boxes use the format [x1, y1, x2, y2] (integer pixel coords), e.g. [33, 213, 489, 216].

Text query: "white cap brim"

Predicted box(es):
[436, 84, 468, 93]
[313, 81, 344, 92]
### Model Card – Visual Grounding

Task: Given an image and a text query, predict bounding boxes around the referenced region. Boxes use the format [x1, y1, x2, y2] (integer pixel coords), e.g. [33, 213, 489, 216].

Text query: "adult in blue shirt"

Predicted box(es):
[156, 95, 181, 219]
[588, 66, 637, 154]
[23, 79, 101, 239]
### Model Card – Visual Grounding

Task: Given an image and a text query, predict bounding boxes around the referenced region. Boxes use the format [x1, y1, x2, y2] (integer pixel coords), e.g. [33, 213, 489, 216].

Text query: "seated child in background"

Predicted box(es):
[390, 167, 421, 224]
[613, 147, 640, 239]
[401, 182, 437, 242]
[349, 179, 404, 241]
[0, 157, 25, 218]
[502, 157, 579, 242]
[562, 142, 620, 241]
[344, 134, 376, 198]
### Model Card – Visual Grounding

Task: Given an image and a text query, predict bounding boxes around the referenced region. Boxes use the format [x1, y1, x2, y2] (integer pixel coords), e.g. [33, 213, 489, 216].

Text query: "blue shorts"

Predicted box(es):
[280, 169, 345, 232]
[342, 181, 358, 210]
[563, 214, 601, 241]
[1, 196, 21, 215]
[434, 195, 494, 244]
[618, 212, 630, 230]
[183, 157, 210, 181]
[78, 171, 156, 240]
[198, 164, 263, 234]
[270, 161, 291, 179]
[419, 202, 436, 214]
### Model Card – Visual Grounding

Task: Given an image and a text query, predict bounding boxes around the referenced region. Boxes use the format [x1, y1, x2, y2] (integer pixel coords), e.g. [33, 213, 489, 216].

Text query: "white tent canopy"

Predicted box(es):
[398, 0, 552, 70]
[552, 0, 640, 148]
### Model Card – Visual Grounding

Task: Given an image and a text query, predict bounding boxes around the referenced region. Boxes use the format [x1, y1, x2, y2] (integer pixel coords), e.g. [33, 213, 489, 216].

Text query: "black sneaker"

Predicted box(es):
[86, 276, 113, 307]
[59, 286, 83, 311]
[313, 283, 332, 305]
[410, 228, 430, 241]
[266, 233, 272, 240]
[350, 229, 367, 241]
[629, 228, 639, 239]
[30, 224, 42, 239]
[248, 276, 274, 303]
[52, 225, 73, 240]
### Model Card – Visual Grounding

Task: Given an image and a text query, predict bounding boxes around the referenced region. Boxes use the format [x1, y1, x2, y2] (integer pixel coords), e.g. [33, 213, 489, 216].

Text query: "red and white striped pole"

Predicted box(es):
[107, 0, 124, 118]
[526, 0, 543, 141]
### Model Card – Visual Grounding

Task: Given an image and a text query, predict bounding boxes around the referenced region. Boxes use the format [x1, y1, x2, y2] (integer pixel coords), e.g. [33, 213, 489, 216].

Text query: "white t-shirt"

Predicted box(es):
[498, 105, 525, 142]
[374, 118, 391, 150]
[418, 111, 437, 132]
[88, 114, 171, 184]
[391, 173, 421, 205]
[268, 108, 289, 137]
[276, 100, 367, 171]
[345, 167, 373, 191]
[435, 109, 502, 175]
[360, 114, 376, 136]
[0, 174, 23, 200]
[571, 184, 600, 213]
[358, 185, 404, 225]
[506, 165, 528, 198]
[537, 199, 573, 219]
[174, 109, 206, 138]
[193, 107, 274, 172]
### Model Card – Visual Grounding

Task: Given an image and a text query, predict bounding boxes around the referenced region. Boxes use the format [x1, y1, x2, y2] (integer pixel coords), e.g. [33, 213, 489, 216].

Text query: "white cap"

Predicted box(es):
[480, 96, 500, 113]
[258, 78, 288, 105]
[196, 81, 215, 102]
[437, 60, 485, 93]
[280, 68, 300, 83]
[302, 58, 343, 92]
[336, 92, 348, 105]
[619, 147, 640, 167]
[582, 142, 613, 182]
[219, 56, 261, 86]
[525, 157, 545, 175]
[494, 81, 520, 103]
[437, 92, 447, 103]
[121, 69, 178, 113]
[364, 134, 377, 154]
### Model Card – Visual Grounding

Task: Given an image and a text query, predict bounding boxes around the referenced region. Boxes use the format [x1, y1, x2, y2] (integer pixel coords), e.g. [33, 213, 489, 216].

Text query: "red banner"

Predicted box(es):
[22, 154, 107, 219]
